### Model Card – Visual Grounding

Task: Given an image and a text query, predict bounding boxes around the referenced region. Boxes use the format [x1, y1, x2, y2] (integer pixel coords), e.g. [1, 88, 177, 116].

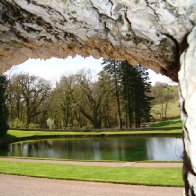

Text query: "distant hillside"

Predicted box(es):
[151, 100, 180, 120]
[150, 84, 180, 120]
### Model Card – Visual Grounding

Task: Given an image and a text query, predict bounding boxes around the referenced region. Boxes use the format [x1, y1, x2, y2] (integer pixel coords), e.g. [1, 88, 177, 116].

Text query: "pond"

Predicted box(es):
[0, 136, 183, 161]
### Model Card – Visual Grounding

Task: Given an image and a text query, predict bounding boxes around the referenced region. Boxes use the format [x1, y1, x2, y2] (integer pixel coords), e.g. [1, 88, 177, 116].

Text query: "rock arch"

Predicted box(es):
[0, 1, 196, 195]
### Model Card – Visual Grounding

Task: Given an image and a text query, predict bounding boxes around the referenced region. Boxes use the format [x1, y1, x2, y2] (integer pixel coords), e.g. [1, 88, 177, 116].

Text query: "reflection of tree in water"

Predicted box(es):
[7, 138, 148, 161]
[6, 137, 183, 161]
[0, 145, 9, 156]
[9, 140, 53, 157]
[106, 137, 148, 161]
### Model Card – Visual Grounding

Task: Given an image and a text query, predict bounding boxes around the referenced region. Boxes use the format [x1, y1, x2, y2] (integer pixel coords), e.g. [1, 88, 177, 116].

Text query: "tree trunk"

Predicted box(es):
[128, 96, 133, 128]
[114, 63, 122, 129]
[164, 101, 168, 119]
[179, 26, 196, 196]
[26, 99, 31, 125]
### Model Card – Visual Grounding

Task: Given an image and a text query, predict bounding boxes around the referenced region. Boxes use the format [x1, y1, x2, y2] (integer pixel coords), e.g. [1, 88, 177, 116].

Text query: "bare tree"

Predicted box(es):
[7, 74, 52, 125]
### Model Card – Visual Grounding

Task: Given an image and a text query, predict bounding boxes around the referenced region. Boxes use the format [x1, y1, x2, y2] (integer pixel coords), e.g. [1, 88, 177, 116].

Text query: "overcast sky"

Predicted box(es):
[6, 55, 177, 86]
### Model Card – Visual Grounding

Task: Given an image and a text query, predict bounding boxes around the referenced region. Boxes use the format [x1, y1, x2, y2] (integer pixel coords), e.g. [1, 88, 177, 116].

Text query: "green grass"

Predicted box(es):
[149, 119, 182, 128]
[0, 156, 182, 163]
[0, 160, 183, 187]
[0, 129, 182, 144]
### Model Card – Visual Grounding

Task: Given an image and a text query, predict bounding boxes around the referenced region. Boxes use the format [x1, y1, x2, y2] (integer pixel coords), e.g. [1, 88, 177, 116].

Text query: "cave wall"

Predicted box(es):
[179, 26, 196, 196]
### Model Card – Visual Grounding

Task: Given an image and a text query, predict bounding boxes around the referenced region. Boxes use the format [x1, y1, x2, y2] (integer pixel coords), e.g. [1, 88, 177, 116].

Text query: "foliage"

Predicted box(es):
[150, 83, 179, 120]
[0, 160, 183, 187]
[9, 119, 40, 129]
[6, 63, 154, 130]
[102, 60, 123, 129]
[47, 71, 112, 129]
[6, 73, 52, 127]
[121, 63, 153, 127]
[0, 74, 9, 136]
[9, 118, 26, 129]
[102, 60, 153, 128]
[27, 123, 40, 129]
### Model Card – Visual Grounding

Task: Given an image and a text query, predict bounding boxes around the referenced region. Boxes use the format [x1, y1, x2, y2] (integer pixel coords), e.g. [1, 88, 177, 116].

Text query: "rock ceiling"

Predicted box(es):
[0, 0, 196, 81]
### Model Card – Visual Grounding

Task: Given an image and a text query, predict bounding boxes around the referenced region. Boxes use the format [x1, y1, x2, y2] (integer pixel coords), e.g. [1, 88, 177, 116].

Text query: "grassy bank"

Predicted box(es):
[0, 160, 183, 187]
[0, 129, 182, 145]
[149, 119, 182, 128]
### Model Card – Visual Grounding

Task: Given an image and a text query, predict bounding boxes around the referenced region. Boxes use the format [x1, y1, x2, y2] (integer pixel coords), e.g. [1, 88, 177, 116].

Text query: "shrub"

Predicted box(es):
[10, 118, 26, 129]
[27, 123, 40, 129]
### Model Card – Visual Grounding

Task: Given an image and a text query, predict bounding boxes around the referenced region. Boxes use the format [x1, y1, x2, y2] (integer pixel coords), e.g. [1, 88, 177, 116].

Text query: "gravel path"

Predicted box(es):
[0, 157, 182, 168]
[0, 174, 183, 196]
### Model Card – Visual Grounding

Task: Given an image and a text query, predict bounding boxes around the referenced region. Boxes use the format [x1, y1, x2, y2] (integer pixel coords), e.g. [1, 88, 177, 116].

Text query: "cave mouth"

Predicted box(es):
[5, 55, 180, 128]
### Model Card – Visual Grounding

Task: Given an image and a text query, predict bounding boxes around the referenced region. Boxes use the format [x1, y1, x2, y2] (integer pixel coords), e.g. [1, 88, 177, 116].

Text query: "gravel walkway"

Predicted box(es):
[0, 174, 183, 196]
[0, 157, 182, 168]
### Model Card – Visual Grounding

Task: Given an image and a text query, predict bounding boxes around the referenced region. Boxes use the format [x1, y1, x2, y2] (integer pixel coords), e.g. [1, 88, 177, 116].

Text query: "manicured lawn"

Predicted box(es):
[149, 119, 182, 128]
[0, 129, 182, 144]
[0, 160, 183, 187]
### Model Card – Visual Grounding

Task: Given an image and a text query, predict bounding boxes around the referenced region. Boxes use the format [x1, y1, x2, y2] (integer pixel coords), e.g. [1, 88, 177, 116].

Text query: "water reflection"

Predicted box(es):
[0, 136, 183, 161]
[146, 137, 183, 160]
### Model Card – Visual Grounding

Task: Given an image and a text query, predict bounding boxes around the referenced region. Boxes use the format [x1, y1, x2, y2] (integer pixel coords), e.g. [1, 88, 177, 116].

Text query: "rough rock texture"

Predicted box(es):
[1, 1, 196, 196]
[179, 26, 196, 196]
[0, 0, 196, 81]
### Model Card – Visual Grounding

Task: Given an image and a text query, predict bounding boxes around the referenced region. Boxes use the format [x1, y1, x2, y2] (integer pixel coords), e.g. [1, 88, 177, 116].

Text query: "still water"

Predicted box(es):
[0, 136, 183, 161]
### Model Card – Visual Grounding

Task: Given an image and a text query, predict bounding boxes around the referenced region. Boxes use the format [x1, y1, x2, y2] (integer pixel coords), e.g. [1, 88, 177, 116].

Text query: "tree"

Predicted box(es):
[48, 75, 78, 129]
[150, 83, 179, 120]
[133, 65, 153, 127]
[120, 61, 135, 128]
[97, 71, 113, 128]
[7, 74, 52, 126]
[71, 71, 109, 129]
[102, 60, 153, 128]
[102, 60, 123, 129]
[120, 62, 153, 128]
[0, 74, 9, 136]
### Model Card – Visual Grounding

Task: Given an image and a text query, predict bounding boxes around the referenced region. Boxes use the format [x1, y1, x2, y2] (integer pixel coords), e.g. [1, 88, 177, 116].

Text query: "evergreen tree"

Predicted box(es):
[102, 60, 123, 129]
[103, 60, 153, 128]
[0, 74, 9, 136]
[120, 61, 136, 128]
[132, 64, 153, 128]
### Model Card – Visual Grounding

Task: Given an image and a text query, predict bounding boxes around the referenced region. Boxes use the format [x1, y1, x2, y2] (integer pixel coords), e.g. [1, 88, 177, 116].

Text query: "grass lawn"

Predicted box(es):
[0, 160, 183, 187]
[0, 129, 182, 144]
[149, 119, 182, 128]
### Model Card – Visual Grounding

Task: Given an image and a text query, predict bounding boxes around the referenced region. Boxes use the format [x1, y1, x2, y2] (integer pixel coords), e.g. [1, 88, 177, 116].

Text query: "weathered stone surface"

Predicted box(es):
[179, 26, 196, 196]
[0, 0, 195, 81]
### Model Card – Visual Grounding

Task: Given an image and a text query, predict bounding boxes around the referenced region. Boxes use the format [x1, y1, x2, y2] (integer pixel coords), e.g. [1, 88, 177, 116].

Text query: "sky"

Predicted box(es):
[6, 55, 177, 86]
